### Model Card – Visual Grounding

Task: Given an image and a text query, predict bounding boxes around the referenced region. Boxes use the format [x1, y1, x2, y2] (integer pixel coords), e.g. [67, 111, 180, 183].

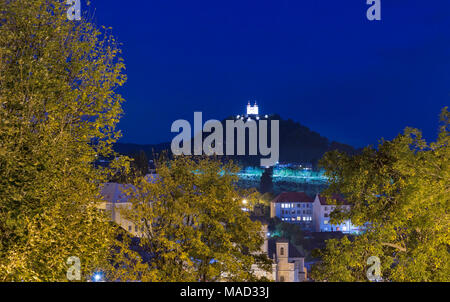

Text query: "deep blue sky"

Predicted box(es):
[90, 0, 449, 147]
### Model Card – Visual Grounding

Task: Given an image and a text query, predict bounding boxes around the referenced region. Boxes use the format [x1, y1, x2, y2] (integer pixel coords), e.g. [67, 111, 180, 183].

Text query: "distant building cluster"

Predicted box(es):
[270, 192, 361, 234]
[100, 179, 309, 282]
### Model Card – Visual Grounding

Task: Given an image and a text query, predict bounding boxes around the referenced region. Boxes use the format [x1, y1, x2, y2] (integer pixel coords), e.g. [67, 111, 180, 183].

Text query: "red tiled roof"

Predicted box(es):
[317, 194, 349, 205]
[272, 192, 313, 203]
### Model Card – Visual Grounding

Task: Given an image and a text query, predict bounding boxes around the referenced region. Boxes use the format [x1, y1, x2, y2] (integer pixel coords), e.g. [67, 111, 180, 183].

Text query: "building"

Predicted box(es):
[312, 194, 361, 234]
[246, 101, 259, 116]
[99, 182, 136, 233]
[270, 192, 362, 234]
[235, 101, 270, 121]
[270, 192, 314, 231]
[252, 223, 307, 282]
[99, 174, 158, 237]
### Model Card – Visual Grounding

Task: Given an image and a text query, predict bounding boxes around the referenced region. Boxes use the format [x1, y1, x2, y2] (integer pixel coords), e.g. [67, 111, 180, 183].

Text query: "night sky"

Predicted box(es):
[91, 0, 450, 148]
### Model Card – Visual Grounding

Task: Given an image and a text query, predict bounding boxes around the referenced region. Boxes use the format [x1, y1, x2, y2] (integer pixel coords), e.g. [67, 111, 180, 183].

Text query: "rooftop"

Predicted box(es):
[317, 194, 349, 206]
[272, 192, 314, 203]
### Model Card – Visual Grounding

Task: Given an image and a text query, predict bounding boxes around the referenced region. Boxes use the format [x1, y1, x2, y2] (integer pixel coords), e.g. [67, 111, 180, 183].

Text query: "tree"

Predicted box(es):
[114, 156, 272, 282]
[260, 167, 274, 194]
[311, 108, 450, 282]
[0, 0, 127, 281]
[273, 221, 304, 247]
[131, 150, 150, 177]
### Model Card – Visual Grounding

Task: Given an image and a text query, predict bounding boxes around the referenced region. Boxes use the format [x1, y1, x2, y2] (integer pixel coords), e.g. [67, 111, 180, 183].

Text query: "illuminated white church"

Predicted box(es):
[236, 101, 269, 121]
[247, 101, 259, 116]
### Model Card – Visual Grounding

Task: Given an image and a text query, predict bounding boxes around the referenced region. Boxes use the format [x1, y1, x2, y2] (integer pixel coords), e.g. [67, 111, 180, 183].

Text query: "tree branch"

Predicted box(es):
[382, 242, 407, 252]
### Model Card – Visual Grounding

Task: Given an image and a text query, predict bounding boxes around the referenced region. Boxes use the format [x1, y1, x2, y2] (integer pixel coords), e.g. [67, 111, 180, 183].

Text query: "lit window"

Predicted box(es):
[297, 217, 301, 221]
[324, 220, 329, 225]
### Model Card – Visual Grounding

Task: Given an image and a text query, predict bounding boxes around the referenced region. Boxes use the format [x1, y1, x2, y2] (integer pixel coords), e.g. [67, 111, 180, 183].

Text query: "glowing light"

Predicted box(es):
[242, 199, 248, 205]
[92, 272, 103, 282]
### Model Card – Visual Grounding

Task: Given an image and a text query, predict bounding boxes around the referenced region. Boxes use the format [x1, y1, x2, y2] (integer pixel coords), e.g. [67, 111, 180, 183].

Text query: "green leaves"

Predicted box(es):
[0, 0, 126, 281]
[312, 108, 450, 282]
[115, 156, 271, 282]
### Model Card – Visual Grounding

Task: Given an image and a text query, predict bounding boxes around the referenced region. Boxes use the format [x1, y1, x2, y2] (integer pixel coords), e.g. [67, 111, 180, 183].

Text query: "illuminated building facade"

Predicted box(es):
[270, 192, 361, 234]
[270, 192, 315, 231]
[312, 194, 361, 234]
[247, 101, 259, 116]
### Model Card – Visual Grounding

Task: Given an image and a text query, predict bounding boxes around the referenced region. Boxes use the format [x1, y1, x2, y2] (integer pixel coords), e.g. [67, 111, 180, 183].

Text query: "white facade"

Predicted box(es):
[270, 192, 314, 231]
[99, 182, 142, 237]
[271, 192, 362, 234]
[246, 101, 259, 116]
[98, 175, 158, 237]
[271, 202, 314, 230]
[312, 194, 361, 234]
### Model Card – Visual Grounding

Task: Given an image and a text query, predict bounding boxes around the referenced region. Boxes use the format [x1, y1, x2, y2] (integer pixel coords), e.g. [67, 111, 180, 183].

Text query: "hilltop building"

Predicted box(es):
[247, 101, 259, 116]
[235, 101, 270, 121]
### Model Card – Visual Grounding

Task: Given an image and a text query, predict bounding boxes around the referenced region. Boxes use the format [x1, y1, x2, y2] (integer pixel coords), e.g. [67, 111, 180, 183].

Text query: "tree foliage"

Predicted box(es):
[113, 156, 272, 282]
[260, 167, 273, 194]
[312, 108, 450, 282]
[0, 0, 127, 281]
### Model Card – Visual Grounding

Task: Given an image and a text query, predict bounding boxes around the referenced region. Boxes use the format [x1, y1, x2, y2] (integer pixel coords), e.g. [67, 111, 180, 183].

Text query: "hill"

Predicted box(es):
[115, 114, 357, 167]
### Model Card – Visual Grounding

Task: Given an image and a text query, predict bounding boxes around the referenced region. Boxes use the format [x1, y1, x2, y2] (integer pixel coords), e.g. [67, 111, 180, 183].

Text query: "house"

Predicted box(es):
[99, 174, 158, 237]
[271, 192, 362, 234]
[99, 182, 141, 236]
[312, 194, 361, 234]
[270, 192, 314, 231]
